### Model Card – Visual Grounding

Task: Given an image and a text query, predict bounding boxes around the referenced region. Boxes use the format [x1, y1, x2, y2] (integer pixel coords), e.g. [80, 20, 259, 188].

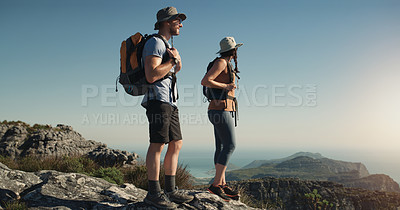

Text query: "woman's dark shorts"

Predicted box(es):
[145, 100, 182, 144]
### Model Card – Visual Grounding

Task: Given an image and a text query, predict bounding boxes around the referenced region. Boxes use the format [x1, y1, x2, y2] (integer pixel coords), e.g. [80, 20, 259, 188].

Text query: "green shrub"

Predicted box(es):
[123, 164, 148, 189]
[0, 155, 18, 169]
[0, 120, 56, 134]
[57, 156, 86, 173]
[0, 120, 30, 127]
[78, 156, 99, 174]
[2, 200, 27, 210]
[26, 124, 52, 133]
[236, 185, 284, 209]
[31, 124, 51, 130]
[305, 189, 334, 210]
[1, 154, 126, 185]
[1, 153, 194, 190]
[1, 155, 99, 175]
[91, 167, 124, 185]
[14, 155, 98, 174]
[15, 156, 45, 172]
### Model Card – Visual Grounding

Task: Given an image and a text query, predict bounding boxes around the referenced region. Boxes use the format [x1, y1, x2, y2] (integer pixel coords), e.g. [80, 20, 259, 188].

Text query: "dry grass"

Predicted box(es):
[123, 162, 194, 190]
[1, 154, 194, 191]
[2, 200, 27, 210]
[0, 155, 99, 174]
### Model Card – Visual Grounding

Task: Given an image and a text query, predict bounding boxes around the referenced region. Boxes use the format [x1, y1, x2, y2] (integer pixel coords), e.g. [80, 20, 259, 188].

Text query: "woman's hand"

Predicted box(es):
[225, 83, 236, 91]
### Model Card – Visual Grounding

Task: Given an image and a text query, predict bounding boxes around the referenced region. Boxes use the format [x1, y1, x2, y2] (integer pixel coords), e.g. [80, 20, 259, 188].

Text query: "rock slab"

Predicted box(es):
[0, 162, 257, 209]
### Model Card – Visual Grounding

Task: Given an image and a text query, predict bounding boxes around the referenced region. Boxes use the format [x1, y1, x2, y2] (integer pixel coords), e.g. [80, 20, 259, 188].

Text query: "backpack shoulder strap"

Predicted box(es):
[151, 34, 170, 49]
[227, 62, 234, 83]
[207, 57, 219, 72]
[146, 34, 177, 101]
[206, 57, 233, 83]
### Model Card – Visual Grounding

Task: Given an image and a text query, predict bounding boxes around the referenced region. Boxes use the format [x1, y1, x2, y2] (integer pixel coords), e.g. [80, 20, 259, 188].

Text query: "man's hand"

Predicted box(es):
[167, 47, 180, 60]
[167, 47, 182, 72]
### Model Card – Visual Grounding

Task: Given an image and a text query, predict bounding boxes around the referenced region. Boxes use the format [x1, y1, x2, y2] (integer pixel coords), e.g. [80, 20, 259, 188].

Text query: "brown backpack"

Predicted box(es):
[116, 33, 169, 96]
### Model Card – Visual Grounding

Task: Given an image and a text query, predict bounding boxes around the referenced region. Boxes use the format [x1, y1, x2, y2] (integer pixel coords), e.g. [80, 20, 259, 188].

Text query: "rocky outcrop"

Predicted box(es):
[320, 158, 370, 178]
[228, 155, 400, 193]
[276, 156, 329, 171]
[334, 174, 400, 193]
[229, 177, 400, 210]
[276, 156, 370, 178]
[0, 123, 30, 158]
[0, 162, 255, 209]
[0, 122, 138, 167]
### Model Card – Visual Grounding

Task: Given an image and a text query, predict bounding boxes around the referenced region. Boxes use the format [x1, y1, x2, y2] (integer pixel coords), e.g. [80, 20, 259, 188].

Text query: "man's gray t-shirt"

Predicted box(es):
[141, 35, 177, 107]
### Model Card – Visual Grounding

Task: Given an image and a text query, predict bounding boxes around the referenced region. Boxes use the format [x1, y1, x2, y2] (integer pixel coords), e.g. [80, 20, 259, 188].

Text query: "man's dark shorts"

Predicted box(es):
[145, 100, 182, 144]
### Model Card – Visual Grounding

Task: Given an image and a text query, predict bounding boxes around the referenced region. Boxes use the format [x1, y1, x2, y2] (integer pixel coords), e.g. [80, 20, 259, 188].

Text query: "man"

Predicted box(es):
[142, 6, 194, 209]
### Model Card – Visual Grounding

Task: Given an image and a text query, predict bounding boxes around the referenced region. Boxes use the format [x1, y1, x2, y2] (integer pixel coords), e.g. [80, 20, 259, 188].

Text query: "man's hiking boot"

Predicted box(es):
[165, 187, 194, 203]
[220, 184, 240, 200]
[144, 192, 177, 209]
[207, 184, 231, 202]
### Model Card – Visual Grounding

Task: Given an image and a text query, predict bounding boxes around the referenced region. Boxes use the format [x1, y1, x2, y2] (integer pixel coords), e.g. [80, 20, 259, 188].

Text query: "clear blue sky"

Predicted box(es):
[1, 0, 400, 180]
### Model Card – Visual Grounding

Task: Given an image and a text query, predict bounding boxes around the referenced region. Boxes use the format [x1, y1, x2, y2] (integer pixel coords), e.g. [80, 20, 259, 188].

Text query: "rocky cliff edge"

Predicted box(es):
[0, 162, 255, 209]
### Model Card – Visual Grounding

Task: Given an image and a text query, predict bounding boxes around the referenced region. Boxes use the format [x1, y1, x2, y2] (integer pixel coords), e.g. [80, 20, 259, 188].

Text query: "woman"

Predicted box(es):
[201, 37, 242, 201]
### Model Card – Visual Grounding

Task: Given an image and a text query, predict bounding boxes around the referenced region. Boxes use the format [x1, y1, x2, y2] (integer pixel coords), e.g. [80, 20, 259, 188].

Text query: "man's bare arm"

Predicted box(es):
[144, 55, 175, 84]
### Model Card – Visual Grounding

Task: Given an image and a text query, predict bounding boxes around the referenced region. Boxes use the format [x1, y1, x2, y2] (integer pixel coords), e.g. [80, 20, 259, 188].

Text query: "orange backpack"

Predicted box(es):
[116, 33, 168, 96]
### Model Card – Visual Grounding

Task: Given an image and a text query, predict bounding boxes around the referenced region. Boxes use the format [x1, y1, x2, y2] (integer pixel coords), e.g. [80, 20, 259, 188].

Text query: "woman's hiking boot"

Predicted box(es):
[144, 192, 177, 209]
[207, 184, 231, 202]
[165, 187, 194, 203]
[220, 184, 240, 200]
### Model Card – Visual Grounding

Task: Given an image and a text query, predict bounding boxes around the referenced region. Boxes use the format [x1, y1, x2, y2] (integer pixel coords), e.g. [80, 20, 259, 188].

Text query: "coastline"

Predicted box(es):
[131, 148, 400, 184]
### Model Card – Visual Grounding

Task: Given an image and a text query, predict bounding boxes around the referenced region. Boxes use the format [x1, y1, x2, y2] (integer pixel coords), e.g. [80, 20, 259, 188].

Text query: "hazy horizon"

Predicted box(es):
[113, 143, 400, 184]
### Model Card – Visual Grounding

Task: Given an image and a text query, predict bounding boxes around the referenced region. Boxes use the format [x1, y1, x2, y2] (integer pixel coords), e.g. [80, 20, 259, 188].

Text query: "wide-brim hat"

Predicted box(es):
[154, 6, 187, 30]
[217, 37, 243, 54]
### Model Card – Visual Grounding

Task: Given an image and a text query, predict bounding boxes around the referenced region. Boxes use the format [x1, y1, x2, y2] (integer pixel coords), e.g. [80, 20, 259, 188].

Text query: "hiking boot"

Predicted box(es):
[220, 184, 240, 200]
[207, 184, 231, 202]
[165, 187, 194, 204]
[144, 192, 177, 209]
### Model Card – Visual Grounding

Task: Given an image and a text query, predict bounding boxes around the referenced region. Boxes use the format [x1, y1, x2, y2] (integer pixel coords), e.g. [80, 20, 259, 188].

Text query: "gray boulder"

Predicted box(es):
[0, 162, 257, 209]
[87, 146, 139, 168]
[335, 174, 400, 193]
[0, 123, 139, 167]
[0, 162, 42, 201]
[0, 124, 29, 158]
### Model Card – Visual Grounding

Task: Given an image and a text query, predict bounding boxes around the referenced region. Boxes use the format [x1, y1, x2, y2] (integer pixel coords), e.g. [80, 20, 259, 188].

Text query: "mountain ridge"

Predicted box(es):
[244, 152, 335, 169]
[227, 154, 400, 193]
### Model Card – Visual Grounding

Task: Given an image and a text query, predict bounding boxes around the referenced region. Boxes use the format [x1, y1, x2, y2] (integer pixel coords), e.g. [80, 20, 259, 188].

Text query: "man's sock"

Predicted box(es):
[165, 175, 176, 192]
[148, 180, 162, 195]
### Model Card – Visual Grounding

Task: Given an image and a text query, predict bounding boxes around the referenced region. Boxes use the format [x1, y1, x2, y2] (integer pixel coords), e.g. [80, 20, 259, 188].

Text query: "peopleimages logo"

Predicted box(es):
[81, 84, 317, 108]
[81, 113, 211, 126]
[80, 84, 317, 125]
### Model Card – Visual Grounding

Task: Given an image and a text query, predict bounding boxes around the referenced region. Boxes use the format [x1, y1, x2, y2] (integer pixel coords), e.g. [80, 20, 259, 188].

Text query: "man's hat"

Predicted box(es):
[154, 6, 186, 30]
[217, 37, 243, 54]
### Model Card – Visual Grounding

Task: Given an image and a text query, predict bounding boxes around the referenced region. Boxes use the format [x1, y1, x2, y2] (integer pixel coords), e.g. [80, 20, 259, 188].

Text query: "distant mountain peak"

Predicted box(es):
[228, 152, 396, 193]
[242, 151, 326, 169]
[291, 152, 325, 159]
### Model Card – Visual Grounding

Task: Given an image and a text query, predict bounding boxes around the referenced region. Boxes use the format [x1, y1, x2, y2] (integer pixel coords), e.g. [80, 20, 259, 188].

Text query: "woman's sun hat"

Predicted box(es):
[217, 37, 243, 54]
